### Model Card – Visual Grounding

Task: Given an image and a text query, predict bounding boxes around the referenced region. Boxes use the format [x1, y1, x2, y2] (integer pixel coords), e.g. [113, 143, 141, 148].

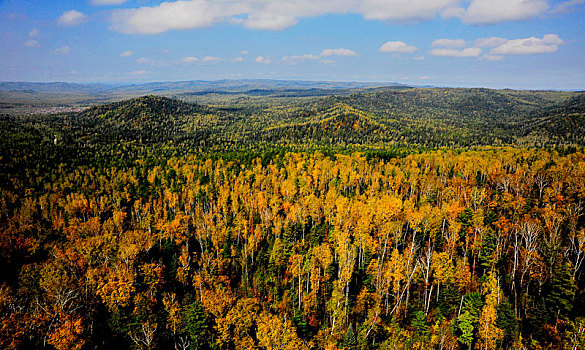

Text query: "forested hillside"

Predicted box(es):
[2, 87, 583, 149]
[521, 94, 585, 145]
[1, 87, 584, 350]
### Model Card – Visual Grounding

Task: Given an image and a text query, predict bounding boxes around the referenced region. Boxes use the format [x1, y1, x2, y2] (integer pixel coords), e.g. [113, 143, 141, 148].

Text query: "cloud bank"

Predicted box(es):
[109, 0, 568, 34]
[489, 34, 564, 55]
[430, 34, 565, 58]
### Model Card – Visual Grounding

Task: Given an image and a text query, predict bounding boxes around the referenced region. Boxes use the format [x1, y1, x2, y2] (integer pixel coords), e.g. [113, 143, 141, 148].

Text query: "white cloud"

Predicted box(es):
[360, 0, 459, 21]
[130, 70, 150, 75]
[430, 47, 482, 57]
[490, 34, 564, 55]
[108, 0, 570, 33]
[282, 54, 321, 63]
[441, 5, 465, 18]
[244, 13, 298, 30]
[92, 0, 129, 5]
[432, 38, 466, 48]
[233, 56, 244, 62]
[111, 0, 245, 34]
[301, 54, 322, 60]
[240, 50, 250, 55]
[120, 50, 133, 57]
[255, 56, 271, 64]
[28, 28, 40, 37]
[379, 41, 419, 53]
[58, 10, 87, 26]
[414, 55, 425, 60]
[110, 0, 462, 34]
[136, 57, 152, 64]
[463, 0, 549, 25]
[474, 37, 508, 47]
[182, 56, 199, 63]
[236, 1, 351, 30]
[283, 48, 358, 64]
[24, 39, 40, 47]
[424, 34, 567, 60]
[53, 46, 70, 54]
[201, 56, 221, 63]
[320, 48, 358, 56]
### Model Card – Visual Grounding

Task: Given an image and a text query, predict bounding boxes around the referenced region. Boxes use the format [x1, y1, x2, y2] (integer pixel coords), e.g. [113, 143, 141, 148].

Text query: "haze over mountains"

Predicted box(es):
[0, 80, 402, 93]
[0, 79, 409, 115]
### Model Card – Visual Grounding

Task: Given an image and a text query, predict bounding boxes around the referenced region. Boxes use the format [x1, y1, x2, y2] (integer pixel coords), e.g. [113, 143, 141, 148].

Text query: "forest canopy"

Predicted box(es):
[1, 86, 584, 350]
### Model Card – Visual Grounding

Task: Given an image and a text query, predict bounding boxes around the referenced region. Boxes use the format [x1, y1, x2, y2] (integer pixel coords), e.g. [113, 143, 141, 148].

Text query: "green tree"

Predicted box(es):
[458, 311, 475, 349]
[182, 301, 211, 350]
[495, 298, 518, 348]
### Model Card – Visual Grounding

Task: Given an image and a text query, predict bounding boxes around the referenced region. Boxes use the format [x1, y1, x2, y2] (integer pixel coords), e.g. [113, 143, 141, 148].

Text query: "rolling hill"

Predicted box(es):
[2, 86, 584, 151]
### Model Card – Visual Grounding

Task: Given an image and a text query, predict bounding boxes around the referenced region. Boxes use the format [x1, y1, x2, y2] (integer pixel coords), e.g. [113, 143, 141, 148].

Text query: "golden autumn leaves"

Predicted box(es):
[2, 147, 585, 349]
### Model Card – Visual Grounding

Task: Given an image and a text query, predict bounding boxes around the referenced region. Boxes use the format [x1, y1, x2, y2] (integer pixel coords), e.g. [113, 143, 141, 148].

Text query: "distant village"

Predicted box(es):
[30, 106, 89, 114]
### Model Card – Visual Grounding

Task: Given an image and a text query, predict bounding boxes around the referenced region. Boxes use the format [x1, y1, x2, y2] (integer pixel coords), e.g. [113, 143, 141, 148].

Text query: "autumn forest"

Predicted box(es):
[1, 85, 585, 350]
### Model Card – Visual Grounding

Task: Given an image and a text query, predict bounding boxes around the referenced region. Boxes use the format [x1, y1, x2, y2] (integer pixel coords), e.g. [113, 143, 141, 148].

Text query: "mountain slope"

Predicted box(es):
[75, 95, 205, 144]
[520, 94, 585, 145]
[258, 104, 387, 145]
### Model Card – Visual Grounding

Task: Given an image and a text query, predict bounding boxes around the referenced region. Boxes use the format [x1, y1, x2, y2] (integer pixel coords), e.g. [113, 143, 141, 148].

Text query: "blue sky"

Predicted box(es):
[0, 0, 584, 89]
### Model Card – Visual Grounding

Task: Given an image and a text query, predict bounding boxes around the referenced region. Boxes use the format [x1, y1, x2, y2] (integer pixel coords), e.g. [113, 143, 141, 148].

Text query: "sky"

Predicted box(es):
[0, 0, 584, 90]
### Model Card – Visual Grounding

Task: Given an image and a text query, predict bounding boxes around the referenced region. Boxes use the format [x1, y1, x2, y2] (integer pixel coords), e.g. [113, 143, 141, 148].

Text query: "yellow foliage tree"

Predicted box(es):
[47, 313, 85, 350]
[477, 271, 503, 350]
[257, 312, 306, 350]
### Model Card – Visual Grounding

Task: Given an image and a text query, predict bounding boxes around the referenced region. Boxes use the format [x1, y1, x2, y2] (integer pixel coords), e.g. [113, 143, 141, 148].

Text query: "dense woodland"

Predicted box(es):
[1, 87, 585, 350]
[2, 87, 584, 150]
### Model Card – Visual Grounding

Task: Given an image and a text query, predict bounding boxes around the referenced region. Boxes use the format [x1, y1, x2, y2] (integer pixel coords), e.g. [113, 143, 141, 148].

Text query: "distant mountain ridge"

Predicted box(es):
[0, 79, 402, 95]
[0, 82, 113, 93]
[5, 79, 581, 117]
